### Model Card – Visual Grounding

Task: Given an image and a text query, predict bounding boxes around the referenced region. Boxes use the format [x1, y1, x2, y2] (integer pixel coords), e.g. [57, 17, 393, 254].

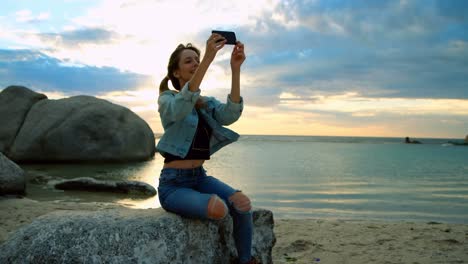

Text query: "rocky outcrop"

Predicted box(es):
[0, 86, 156, 162]
[0, 208, 276, 264]
[0, 86, 47, 154]
[54, 177, 157, 196]
[0, 152, 25, 195]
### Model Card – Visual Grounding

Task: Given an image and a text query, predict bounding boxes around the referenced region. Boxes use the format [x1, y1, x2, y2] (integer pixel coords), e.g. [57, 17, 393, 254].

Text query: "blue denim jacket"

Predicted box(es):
[156, 82, 243, 158]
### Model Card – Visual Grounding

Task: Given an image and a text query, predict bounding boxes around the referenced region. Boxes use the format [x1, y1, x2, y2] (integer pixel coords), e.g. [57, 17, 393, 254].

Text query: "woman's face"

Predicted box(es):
[174, 49, 199, 86]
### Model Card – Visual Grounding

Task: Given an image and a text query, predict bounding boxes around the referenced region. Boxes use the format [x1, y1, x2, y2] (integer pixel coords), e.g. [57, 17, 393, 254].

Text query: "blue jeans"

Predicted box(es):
[158, 166, 253, 263]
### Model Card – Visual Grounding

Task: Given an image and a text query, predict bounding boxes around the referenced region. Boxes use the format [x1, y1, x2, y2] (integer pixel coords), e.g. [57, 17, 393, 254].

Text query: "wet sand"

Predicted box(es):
[1, 198, 467, 263]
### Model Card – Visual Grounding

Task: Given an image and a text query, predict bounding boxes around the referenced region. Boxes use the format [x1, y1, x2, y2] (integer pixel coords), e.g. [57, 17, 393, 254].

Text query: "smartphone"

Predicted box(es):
[211, 30, 237, 45]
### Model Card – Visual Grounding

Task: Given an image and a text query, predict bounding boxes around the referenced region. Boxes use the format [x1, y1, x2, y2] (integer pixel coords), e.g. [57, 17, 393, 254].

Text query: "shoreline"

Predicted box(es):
[1, 197, 467, 263]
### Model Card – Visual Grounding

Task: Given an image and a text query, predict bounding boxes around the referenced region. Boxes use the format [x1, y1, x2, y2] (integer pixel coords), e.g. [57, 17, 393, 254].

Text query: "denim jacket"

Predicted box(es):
[156, 82, 243, 158]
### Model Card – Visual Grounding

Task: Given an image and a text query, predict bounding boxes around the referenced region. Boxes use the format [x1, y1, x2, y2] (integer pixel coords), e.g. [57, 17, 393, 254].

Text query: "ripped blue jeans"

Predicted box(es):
[158, 166, 253, 263]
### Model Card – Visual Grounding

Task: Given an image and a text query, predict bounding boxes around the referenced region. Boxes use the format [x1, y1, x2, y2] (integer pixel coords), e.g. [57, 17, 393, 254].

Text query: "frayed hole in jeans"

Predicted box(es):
[207, 195, 228, 220]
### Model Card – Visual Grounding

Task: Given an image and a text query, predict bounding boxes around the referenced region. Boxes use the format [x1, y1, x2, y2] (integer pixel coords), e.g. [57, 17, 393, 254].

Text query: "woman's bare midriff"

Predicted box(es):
[163, 159, 205, 169]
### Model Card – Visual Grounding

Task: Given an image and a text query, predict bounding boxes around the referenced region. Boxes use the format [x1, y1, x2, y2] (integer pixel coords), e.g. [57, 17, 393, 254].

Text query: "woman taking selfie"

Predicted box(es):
[156, 33, 257, 264]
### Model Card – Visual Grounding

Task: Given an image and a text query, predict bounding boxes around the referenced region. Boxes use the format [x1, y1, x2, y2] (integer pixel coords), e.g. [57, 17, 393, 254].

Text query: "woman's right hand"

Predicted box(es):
[204, 33, 226, 62]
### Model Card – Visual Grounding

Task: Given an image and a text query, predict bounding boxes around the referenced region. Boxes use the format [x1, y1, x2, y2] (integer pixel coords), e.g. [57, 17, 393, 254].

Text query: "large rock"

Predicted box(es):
[0, 208, 275, 264]
[0, 86, 47, 153]
[0, 152, 25, 195]
[54, 177, 157, 196]
[7, 94, 155, 162]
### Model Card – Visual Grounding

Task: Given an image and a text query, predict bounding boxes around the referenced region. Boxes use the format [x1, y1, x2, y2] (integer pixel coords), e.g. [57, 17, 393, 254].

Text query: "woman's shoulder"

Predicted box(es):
[160, 90, 178, 96]
[158, 90, 178, 102]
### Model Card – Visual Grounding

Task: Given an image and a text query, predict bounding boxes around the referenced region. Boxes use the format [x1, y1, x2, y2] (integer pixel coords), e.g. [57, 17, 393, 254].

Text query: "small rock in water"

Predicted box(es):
[54, 177, 157, 196]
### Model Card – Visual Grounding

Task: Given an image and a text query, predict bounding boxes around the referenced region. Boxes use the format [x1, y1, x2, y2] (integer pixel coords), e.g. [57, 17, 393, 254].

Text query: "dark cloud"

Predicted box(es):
[37, 27, 122, 47]
[242, 0, 467, 44]
[274, 0, 443, 39]
[0, 49, 152, 94]
[229, 0, 468, 102]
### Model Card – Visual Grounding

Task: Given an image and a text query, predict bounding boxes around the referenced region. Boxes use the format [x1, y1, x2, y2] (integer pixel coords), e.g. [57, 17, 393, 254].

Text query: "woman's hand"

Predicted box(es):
[230, 41, 245, 71]
[188, 34, 226, 93]
[204, 33, 226, 63]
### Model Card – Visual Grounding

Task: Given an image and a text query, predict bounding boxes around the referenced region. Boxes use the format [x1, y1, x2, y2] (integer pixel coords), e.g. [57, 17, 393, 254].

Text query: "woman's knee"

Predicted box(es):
[207, 195, 228, 220]
[229, 191, 252, 213]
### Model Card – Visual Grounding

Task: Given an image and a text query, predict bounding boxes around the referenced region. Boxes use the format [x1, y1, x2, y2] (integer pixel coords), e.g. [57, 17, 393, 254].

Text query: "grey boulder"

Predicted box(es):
[54, 177, 157, 196]
[0, 86, 47, 154]
[0, 208, 276, 264]
[0, 152, 25, 195]
[8, 94, 155, 162]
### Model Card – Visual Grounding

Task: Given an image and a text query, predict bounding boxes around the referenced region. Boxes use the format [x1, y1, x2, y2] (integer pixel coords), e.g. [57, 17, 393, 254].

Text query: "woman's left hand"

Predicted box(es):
[230, 41, 245, 70]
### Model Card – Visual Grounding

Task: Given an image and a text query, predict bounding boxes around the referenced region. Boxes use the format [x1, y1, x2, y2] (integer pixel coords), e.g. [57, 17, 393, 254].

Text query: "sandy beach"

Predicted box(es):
[1, 198, 467, 264]
[273, 218, 467, 264]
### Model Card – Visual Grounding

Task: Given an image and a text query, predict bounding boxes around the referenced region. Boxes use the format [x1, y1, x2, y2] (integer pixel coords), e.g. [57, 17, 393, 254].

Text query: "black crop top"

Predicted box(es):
[164, 110, 212, 163]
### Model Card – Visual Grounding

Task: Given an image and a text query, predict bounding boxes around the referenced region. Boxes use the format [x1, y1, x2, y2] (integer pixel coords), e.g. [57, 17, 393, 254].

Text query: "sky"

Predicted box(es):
[1, 0, 467, 139]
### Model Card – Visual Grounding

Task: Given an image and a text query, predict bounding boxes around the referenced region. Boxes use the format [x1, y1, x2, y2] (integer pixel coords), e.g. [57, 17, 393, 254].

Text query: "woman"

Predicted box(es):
[157, 33, 257, 264]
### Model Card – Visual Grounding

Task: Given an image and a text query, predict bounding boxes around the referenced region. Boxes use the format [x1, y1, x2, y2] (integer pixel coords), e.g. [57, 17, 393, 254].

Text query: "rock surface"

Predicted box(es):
[0, 86, 47, 154]
[0, 208, 275, 264]
[0, 87, 156, 162]
[0, 152, 25, 195]
[54, 177, 157, 196]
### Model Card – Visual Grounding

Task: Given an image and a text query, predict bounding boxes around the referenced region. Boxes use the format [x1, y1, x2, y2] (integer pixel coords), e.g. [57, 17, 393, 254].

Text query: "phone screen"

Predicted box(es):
[212, 30, 237, 45]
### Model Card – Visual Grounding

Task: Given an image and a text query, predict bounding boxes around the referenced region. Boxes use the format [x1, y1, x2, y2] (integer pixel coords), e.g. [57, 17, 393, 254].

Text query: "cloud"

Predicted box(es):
[6, 1, 463, 103]
[232, 102, 468, 138]
[267, 0, 457, 40]
[0, 49, 153, 95]
[230, 0, 468, 103]
[1, 1, 467, 137]
[15, 9, 50, 23]
[37, 27, 122, 48]
[7, 25, 162, 75]
[279, 94, 468, 117]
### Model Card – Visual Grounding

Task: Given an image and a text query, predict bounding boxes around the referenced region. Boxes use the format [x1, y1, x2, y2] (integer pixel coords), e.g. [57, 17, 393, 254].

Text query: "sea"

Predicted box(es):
[22, 135, 468, 224]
